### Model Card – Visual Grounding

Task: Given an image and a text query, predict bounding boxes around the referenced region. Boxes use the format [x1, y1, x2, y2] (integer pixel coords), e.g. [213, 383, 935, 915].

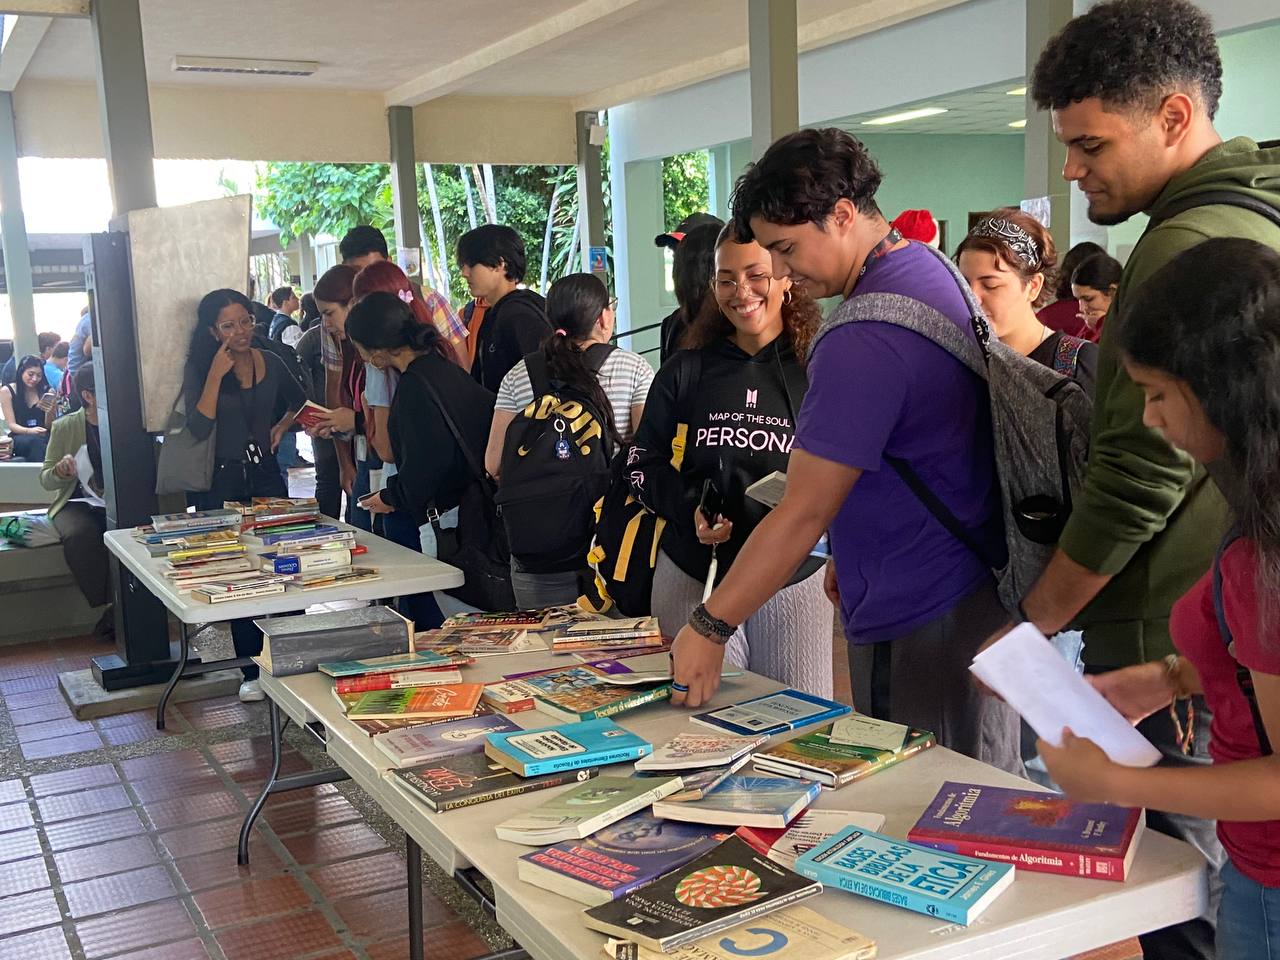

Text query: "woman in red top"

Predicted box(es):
[1041, 238, 1280, 959]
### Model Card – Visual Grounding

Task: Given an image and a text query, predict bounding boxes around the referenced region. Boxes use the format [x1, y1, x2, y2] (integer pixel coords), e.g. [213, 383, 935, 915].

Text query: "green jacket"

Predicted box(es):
[1063, 137, 1280, 668]
[39, 409, 87, 520]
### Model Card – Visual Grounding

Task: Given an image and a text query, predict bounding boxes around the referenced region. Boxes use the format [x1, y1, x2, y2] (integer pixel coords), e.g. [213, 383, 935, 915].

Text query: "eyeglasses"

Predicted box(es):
[607, 297, 619, 313]
[216, 315, 255, 333]
[712, 274, 772, 298]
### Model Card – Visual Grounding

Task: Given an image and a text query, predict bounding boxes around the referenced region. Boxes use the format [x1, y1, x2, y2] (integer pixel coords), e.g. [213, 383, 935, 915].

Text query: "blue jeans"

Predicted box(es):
[275, 430, 299, 483]
[1219, 860, 1280, 960]
[376, 508, 443, 630]
[347, 455, 372, 532]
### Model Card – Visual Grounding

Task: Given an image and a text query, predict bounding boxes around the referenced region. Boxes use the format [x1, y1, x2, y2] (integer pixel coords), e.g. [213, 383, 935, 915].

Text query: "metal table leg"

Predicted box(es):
[408, 834, 424, 960]
[155, 622, 188, 730]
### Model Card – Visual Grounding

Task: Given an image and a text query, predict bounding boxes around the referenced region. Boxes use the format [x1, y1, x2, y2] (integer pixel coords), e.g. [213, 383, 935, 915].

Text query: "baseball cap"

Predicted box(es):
[655, 212, 724, 250]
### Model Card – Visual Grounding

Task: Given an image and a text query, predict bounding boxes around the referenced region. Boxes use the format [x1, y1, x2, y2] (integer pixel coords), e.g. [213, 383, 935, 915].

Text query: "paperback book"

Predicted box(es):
[635, 732, 767, 772]
[693, 690, 851, 738]
[298, 566, 380, 590]
[581, 835, 823, 952]
[344, 683, 484, 721]
[480, 679, 541, 715]
[551, 617, 664, 652]
[190, 581, 286, 604]
[495, 775, 682, 845]
[752, 723, 936, 788]
[736, 809, 888, 870]
[517, 812, 732, 905]
[485, 717, 651, 776]
[443, 610, 551, 628]
[372, 714, 522, 768]
[260, 549, 351, 576]
[907, 781, 1145, 881]
[150, 508, 241, 533]
[416, 626, 545, 656]
[651, 775, 820, 829]
[636, 756, 751, 802]
[389, 753, 598, 812]
[334, 668, 462, 695]
[516, 666, 672, 723]
[319, 650, 471, 677]
[795, 827, 1015, 926]
[602, 905, 876, 960]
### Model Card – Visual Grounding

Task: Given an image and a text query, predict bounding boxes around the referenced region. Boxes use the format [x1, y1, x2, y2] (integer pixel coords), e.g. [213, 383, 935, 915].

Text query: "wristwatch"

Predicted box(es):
[689, 603, 734, 645]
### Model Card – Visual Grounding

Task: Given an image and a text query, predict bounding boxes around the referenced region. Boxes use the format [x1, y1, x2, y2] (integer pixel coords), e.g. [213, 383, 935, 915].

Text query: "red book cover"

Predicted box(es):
[334, 669, 460, 695]
[733, 824, 785, 857]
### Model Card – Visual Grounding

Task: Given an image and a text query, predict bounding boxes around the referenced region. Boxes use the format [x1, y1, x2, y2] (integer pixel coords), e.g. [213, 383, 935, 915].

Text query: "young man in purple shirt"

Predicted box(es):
[669, 127, 1022, 774]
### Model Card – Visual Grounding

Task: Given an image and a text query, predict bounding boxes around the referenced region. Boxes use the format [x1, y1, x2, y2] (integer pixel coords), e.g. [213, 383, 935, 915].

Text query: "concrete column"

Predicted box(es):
[615, 159, 665, 362]
[387, 105, 422, 278]
[708, 145, 732, 222]
[0, 92, 37, 356]
[297, 231, 316, 291]
[576, 111, 608, 284]
[90, 0, 156, 216]
[1023, 0, 1073, 255]
[748, 0, 798, 161]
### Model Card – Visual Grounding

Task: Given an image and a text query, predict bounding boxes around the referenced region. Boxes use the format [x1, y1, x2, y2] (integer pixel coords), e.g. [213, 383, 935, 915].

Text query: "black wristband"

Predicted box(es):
[689, 603, 734, 645]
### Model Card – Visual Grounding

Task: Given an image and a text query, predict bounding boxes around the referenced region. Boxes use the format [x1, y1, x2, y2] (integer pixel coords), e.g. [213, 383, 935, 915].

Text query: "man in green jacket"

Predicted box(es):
[1005, 2, 1280, 957]
[40, 363, 112, 642]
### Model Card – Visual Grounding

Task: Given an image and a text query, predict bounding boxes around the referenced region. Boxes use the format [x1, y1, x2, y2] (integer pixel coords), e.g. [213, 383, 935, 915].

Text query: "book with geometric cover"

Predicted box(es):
[495, 775, 682, 845]
[372, 714, 522, 768]
[582, 835, 823, 952]
[651, 775, 820, 829]
[389, 753, 599, 813]
[345, 683, 484, 721]
[635, 732, 767, 772]
[907, 781, 1145, 881]
[692, 691, 851, 738]
[752, 723, 936, 788]
[485, 718, 651, 777]
[602, 905, 876, 960]
[517, 812, 732, 905]
[795, 827, 1015, 926]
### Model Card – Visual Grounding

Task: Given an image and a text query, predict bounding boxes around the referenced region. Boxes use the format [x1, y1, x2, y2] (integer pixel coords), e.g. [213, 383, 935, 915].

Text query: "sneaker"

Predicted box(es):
[238, 680, 265, 703]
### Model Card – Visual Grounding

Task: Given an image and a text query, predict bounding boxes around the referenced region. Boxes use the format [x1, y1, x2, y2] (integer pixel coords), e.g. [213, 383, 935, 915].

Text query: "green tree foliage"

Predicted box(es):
[662, 150, 711, 232]
[256, 163, 393, 247]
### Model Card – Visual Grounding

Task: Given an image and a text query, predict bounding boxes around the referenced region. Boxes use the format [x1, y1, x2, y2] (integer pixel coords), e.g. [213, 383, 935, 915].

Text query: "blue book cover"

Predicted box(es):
[518, 812, 732, 905]
[259, 523, 340, 546]
[651, 775, 820, 829]
[795, 827, 1014, 925]
[485, 717, 651, 776]
[692, 690, 851, 737]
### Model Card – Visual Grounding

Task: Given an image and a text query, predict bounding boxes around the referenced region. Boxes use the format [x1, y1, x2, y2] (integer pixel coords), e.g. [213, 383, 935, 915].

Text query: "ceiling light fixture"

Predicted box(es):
[1006, 86, 1027, 96]
[172, 55, 318, 77]
[1008, 119, 1028, 128]
[862, 107, 948, 126]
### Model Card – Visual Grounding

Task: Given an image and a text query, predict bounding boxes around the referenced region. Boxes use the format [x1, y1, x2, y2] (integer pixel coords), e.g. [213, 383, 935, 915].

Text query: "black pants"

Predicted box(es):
[51, 501, 110, 608]
[311, 436, 341, 522]
[194, 457, 287, 681]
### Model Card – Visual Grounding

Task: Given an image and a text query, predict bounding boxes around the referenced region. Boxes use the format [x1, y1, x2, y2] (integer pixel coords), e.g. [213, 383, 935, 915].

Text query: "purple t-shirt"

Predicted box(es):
[794, 242, 1002, 643]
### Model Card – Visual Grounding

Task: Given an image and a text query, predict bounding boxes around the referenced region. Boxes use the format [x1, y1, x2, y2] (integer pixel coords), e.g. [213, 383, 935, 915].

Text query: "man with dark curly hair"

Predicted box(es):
[666, 126, 1023, 778]
[992, 1, 1280, 957]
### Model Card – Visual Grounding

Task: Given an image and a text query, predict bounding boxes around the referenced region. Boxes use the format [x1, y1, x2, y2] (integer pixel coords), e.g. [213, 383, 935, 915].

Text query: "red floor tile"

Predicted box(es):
[158, 817, 245, 860]
[36, 783, 132, 823]
[0, 925, 73, 960]
[14, 716, 96, 743]
[0, 887, 62, 937]
[130, 769, 229, 804]
[0, 779, 26, 804]
[54, 834, 162, 883]
[281, 821, 389, 867]
[109, 940, 210, 960]
[308, 851, 406, 902]
[0, 856, 50, 898]
[193, 872, 312, 929]
[173, 845, 285, 894]
[95, 709, 156, 730]
[262, 794, 362, 836]
[307, 952, 358, 960]
[365, 921, 492, 960]
[207, 738, 286, 765]
[256, 783, 339, 807]
[21, 730, 104, 760]
[74, 898, 199, 960]
[178, 699, 258, 729]
[0, 829, 43, 865]
[45, 808, 146, 852]
[333, 887, 452, 941]
[121, 750, 209, 781]
[213, 910, 343, 960]
[29, 763, 119, 797]
[63, 864, 178, 919]
[0, 801, 34, 832]
[144, 791, 243, 831]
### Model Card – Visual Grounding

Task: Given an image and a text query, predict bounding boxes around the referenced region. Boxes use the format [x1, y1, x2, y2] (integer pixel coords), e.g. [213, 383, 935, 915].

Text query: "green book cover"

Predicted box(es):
[754, 725, 935, 786]
[496, 775, 681, 844]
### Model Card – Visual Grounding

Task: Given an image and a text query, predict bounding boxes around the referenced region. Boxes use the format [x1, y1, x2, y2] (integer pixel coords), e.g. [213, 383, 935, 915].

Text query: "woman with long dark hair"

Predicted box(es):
[181, 288, 304, 702]
[629, 227, 833, 696]
[1071, 251, 1123, 341]
[0, 355, 55, 461]
[485, 273, 654, 608]
[1038, 240, 1106, 340]
[1040, 239, 1280, 958]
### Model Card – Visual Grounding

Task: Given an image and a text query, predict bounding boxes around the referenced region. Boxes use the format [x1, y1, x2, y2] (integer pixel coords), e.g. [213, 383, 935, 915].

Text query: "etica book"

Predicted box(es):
[485, 717, 651, 776]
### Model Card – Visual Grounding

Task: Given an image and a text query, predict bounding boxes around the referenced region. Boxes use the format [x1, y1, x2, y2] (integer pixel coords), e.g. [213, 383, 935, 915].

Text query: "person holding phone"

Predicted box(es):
[1, 355, 56, 461]
[627, 226, 833, 697]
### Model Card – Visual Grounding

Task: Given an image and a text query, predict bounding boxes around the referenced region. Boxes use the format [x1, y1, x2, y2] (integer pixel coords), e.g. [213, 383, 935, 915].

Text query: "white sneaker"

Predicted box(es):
[238, 679, 265, 703]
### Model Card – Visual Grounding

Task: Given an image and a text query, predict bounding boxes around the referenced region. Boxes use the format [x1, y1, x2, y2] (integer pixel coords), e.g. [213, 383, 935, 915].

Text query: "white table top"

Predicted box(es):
[104, 518, 463, 624]
[259, 652, 1209, 960]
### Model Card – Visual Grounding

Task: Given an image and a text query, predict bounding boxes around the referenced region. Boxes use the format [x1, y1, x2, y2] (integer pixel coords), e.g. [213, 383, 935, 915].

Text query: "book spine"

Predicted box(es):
[906, 835, 1126, 881]
[662, 885, 819, 951]
[437, 775, 573, 811]
[523, 746, 648, 776]
[797, 862, 966, 925]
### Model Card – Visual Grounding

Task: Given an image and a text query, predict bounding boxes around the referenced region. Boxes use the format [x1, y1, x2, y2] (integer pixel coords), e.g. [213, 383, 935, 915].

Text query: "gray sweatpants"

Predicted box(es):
[848, 579, 1024, 776]
[652, 550, 834, 699]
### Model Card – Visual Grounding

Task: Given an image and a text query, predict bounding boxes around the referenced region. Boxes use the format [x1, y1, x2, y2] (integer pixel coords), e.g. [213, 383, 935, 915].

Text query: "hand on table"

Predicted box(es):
[670, 625, 726, 709]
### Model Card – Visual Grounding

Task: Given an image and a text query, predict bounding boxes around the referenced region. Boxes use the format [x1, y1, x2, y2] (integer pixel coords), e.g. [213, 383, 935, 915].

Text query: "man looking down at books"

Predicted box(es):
[669, 127, 1022, 777]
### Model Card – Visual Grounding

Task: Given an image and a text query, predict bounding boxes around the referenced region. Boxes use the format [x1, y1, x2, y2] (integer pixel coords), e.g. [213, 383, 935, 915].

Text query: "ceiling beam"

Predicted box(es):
[0, 0, 88, 15]
[0, 14, 52, 91]
[574, 0, 965, 111]
[385, 0, 648, 107]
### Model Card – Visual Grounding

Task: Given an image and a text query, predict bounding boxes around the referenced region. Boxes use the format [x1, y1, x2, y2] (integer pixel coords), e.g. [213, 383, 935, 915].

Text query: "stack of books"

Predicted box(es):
[319, 650, 474, 695]
[550, 617, 665, 655]
[415, 624, 549, 657]
[231, 497, 322, 535]
[751, 718, 936, 788]
[189, 573, 293, 604]
[146, 508, 242, 538]
[633, 731, 766, 802]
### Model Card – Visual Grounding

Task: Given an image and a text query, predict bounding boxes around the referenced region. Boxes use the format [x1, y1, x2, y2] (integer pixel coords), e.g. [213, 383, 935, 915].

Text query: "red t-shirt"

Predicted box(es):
[1037, 298, 1096, 341]
[1170, 538, 1280, 886]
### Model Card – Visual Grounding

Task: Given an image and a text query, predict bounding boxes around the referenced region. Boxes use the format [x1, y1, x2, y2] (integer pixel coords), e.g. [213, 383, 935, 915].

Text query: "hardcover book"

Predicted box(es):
[480, 679, 541, 714]
[635, 732, 767, 772]
[345, 684, 484, 721]
[517, 812, 732, 905]
[389, 753, 598, 812]
[372, 714, 521, 767]
[693, 691, 851, 738]
[495, 775, 682, 845]
[319, 650, 470, 677]
[752, 723, 936, 788]
[582, 835, 823, 952]
[651, 775, 819, 829]
[907, 781, 1145, 881]
[795, 827, 1014, 926]
[736, 809, 888, 870]
[602, 905, 875, 960]
[485, 717, 651, 776]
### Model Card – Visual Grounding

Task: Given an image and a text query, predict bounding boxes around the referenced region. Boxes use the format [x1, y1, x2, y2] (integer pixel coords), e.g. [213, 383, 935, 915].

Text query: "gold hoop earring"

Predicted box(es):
[783, 289, 792, 305]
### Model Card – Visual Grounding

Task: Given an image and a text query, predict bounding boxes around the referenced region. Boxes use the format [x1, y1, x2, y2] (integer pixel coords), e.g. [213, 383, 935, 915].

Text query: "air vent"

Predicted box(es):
[172, 55, 318, 77]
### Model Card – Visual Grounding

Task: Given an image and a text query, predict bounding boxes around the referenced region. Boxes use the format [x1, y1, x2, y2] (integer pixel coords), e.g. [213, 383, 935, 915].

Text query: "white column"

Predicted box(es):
[748, 0, 799, 161]
[0, 92, 36, 356]
[90, 0, 157, 215]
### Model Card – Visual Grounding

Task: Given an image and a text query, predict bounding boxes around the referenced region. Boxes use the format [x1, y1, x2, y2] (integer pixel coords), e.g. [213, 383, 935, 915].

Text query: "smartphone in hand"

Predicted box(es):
[698, 479, 724, 526]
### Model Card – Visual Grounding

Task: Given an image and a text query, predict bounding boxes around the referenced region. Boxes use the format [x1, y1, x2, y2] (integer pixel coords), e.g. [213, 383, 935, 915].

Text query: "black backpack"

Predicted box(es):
[494, 343, 618, 574]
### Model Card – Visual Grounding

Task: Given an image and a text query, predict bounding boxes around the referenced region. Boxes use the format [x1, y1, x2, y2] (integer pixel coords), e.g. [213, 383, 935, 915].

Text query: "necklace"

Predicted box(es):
[857, 227, 905, 280]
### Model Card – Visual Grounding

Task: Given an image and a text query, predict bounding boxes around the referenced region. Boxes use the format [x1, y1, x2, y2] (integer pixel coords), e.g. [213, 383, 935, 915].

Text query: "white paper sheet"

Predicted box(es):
[969, 623, 1161, 767]
[74, 447, 105, 508]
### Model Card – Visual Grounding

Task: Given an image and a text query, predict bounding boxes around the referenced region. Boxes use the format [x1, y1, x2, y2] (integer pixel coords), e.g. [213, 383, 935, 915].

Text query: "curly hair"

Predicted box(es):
[956, 208, 1058, 309]
[1031, 0, 1222, 119]
[1120, 238, 1280, 632]
[730, 128, 882, 242]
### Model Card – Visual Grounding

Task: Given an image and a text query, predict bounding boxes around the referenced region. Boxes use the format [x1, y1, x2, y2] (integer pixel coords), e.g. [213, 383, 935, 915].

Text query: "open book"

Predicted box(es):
[293, 400, 335, 431]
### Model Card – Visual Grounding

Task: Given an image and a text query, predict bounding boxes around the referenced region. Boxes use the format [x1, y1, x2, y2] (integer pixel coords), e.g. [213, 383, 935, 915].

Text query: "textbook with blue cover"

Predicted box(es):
[651, 775, 820, 829]
[795, 827, 1014, 925]
[485, 717, 651, 776]
[692, 690, 851, 738]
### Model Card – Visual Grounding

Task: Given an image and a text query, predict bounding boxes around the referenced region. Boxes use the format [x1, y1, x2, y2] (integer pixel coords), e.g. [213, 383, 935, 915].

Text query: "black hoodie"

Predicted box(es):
[628, 333, 820, 587]
[470, 288, 552, 392]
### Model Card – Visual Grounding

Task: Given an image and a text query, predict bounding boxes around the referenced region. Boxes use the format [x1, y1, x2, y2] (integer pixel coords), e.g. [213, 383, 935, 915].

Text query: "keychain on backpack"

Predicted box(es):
[554, 418, 571, 461]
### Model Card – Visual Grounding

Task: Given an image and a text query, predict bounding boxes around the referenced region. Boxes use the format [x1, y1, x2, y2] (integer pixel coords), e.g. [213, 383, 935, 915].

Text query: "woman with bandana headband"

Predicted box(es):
[958, 208, 1098, 396]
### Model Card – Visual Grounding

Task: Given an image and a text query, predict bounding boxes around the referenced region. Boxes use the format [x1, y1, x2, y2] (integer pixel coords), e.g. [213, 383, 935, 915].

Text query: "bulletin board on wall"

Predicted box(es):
[126, 195, 252, 432]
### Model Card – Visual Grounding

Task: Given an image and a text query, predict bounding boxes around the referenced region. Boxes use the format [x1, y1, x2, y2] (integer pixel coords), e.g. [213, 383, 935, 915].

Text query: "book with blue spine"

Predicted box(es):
[795, 827, 1014, 925]
[651, 775, 820, 829]
[485, 717, 651, 776]
[254, 523, 342, 546]
[692, 690, 851, 738]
